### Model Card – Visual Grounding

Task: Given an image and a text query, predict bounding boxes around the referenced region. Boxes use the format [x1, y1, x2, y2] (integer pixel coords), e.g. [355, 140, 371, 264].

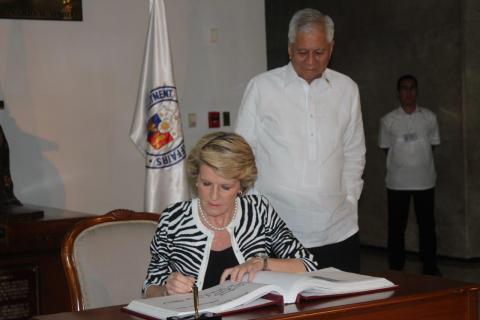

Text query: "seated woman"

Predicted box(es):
[143, 132, 317, 297]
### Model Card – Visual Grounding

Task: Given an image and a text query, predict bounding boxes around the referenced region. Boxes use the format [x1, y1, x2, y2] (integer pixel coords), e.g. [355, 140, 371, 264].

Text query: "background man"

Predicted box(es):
[235, 8, 366, 272]
[378, 74, 441, 276]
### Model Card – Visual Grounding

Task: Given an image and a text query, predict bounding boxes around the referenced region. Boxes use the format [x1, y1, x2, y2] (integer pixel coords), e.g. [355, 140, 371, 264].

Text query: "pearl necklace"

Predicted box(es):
[198, 199, 238, 231]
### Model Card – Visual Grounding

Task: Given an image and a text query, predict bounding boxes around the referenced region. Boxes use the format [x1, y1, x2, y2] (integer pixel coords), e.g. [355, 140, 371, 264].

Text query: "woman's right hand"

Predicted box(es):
[164, 272, 196, 296]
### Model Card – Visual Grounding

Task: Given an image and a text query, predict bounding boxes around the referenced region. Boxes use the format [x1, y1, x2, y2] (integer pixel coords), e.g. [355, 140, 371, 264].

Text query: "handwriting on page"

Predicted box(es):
[203, 283, 248, 298]
[156, 282, 263, 313]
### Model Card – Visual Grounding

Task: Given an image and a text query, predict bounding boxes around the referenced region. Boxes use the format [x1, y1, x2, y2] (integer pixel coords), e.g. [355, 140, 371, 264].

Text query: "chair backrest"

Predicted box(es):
[61, 209, 159, 311]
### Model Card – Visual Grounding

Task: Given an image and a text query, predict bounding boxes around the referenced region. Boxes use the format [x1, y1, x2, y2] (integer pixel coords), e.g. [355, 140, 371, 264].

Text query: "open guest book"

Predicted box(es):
[123, 267, 397, 319]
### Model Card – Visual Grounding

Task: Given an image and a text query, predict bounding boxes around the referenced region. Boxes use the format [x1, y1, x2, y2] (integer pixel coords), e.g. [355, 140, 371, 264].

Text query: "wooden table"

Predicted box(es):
[32, 271, 479, 320]
[0, 205, 93, 318]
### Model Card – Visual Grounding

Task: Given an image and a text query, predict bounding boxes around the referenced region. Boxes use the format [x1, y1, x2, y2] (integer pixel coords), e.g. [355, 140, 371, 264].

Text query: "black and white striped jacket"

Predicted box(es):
[144, 195, 317, 291]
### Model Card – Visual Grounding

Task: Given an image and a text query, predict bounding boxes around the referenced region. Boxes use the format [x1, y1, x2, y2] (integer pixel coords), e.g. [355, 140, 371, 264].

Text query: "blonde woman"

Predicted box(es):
[144, 132, 317, 297]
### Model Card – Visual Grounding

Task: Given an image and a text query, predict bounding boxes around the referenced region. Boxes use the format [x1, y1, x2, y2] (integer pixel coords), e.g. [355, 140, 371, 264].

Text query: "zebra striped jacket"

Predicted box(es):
[143, 195, 318, 291]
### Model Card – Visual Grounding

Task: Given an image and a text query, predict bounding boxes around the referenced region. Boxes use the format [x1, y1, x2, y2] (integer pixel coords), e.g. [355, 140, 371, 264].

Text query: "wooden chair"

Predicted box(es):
[61, 209, 159, 311]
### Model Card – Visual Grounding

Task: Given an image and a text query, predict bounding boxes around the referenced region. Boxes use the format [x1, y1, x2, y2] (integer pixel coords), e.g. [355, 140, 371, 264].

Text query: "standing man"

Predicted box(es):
[235, 8, 365, 272]
[378, 75, 441, 276]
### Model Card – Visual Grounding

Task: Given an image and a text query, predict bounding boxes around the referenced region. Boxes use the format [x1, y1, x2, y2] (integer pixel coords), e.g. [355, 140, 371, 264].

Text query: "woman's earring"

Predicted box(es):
[237, 191, 243, 197]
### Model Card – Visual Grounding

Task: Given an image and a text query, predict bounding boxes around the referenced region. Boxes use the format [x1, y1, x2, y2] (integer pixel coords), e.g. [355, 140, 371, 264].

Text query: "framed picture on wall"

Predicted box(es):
[0, 0, 82, 21]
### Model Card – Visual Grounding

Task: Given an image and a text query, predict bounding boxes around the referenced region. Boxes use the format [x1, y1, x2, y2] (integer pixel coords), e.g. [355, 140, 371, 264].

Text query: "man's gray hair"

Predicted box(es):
[288, 8, 334, 43]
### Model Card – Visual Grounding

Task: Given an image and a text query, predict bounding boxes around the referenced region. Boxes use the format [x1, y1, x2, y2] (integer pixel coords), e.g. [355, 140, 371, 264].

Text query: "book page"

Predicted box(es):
[253, 271, 310, 303]
[125, 281, 282, 318]
[301, 289, 395, 305]
[301, 268, 396, 295]
[197, 281, 280, 314]
[251, 268, 395, 302]
[307, 267, 383, 282]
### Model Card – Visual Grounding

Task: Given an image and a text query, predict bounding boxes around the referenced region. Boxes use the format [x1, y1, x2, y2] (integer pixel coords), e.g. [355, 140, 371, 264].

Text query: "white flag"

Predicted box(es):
[130, 0, 189, 213]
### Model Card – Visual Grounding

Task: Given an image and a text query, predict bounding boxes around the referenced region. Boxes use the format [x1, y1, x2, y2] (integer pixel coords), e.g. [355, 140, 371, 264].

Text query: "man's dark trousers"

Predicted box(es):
[387, 188, 438, 274]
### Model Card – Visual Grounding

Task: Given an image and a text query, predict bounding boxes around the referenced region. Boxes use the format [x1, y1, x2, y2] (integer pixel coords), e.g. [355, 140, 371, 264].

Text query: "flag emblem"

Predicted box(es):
[147, 113, 174, 150]
[146, 85, 179, 151]
[145, 86, 186, 169]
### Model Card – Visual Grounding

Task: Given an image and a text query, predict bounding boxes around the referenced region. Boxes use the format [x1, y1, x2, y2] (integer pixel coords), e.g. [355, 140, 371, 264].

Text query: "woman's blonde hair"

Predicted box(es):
[187, 132, 257, 194]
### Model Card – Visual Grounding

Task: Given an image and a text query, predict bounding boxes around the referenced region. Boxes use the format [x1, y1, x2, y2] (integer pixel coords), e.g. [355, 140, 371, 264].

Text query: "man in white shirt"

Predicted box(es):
[378, 74, 441, 276]
[235, 8, 366, 272]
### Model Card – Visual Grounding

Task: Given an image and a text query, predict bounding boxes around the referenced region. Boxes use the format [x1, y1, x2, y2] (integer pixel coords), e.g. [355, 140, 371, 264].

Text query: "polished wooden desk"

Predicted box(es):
[32, 271, 479, 320]
[0, 205, 93, 318]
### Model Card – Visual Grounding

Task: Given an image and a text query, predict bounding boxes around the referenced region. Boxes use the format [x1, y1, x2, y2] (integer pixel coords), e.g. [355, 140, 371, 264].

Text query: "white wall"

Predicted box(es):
[0, 0, 266, 214]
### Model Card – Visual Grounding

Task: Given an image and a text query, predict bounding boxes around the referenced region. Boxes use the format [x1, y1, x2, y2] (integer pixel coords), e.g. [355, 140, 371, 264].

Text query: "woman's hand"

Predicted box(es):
[144, 272, 196, 298]
[220, 257, 264, 283]
[164, 272, 196, 296]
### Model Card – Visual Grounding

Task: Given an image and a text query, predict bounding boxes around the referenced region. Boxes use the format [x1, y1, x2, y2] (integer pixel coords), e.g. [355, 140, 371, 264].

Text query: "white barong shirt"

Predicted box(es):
[235, 63, 366, 248]
[378, 106, 440, 190]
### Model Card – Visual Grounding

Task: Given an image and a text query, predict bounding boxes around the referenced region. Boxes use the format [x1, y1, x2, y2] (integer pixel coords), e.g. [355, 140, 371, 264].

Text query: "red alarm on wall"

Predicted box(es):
[208, 112, 220, 128]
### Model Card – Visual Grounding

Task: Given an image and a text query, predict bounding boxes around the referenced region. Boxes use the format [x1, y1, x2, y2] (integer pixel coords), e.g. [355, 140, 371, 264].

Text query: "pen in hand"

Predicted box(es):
[193, 284, 199, 319]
